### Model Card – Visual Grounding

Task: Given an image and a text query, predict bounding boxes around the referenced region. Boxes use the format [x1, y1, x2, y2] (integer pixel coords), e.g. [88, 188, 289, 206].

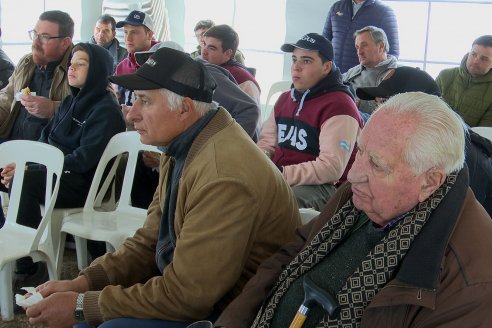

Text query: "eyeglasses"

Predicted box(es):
[28, 30, 66, 44]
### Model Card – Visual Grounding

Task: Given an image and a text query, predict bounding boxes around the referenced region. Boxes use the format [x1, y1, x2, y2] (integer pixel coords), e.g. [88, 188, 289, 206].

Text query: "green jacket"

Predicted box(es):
[436, 54, 492, 127]
[0, 46, 72, 138]
[80, 108, 301, 325]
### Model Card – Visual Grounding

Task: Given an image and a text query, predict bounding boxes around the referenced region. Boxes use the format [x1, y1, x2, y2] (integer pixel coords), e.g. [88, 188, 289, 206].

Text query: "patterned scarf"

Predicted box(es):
[253, 172, 457, 328]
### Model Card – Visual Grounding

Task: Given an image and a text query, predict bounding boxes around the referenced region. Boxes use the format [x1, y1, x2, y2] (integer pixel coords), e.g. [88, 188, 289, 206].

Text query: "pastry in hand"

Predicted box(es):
[21, 87, 31, 95]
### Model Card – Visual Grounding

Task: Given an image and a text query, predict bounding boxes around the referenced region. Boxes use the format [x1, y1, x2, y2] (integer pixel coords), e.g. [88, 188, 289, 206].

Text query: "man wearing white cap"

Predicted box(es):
[114, 10, 158, 106]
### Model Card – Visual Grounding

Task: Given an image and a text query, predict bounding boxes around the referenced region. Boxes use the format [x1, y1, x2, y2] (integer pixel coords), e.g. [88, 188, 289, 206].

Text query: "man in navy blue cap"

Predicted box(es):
[112, 10, 160, 209]
[27, 47, 300, 328]
[258, 32, 362, 211]
[114, 10, 158, 106]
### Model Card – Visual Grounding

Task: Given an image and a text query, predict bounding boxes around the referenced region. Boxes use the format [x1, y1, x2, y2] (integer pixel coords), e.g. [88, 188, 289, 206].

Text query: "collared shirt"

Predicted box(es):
[10, 59, 62, 140]
[352, 0, 365, 17]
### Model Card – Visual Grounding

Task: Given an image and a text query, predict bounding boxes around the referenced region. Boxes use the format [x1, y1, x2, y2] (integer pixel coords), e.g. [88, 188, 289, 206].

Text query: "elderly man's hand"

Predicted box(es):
[25, 291, 78, 328]
[142, 151, 161, 169]
[36, 280, 79, 298]
[36, 275, 90, 298]
[1, 163, 15, 188]
[20, 94, 55, 118]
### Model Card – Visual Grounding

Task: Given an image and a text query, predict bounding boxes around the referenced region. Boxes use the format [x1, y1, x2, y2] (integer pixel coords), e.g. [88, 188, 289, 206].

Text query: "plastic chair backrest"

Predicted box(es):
[0, 140, 64, 251]
[262, 80, 292, 123]
[83, 131, 159, 213]
[471, 126, 492, 142]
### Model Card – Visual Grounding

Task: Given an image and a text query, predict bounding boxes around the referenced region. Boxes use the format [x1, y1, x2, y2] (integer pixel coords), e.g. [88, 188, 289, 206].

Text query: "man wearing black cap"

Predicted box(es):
[27, 47, 300, 328]
[258, 33, 362, 211]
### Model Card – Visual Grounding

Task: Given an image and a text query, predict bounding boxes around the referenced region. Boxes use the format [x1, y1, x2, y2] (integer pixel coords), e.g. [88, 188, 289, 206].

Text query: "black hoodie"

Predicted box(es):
[39, 43, 125, 176]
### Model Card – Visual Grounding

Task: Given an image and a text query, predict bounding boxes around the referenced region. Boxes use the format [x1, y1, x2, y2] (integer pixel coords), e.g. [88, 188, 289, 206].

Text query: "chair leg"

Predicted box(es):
[56, 232, 67, 279]
[105, 242, 115, 253]
[0, 262, 14, 321]
[74, 237, 88, 270]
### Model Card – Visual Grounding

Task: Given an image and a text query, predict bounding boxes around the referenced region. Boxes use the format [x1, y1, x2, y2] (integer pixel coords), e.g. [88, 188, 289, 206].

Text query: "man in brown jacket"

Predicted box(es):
[25, 47, 300, 328]
[0, 10, 73, 140]
[214, 92, 492, 327]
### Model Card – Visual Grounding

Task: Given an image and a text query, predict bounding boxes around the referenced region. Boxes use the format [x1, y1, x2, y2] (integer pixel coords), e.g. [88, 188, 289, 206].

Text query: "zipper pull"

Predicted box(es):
[417, 289, 422, 300]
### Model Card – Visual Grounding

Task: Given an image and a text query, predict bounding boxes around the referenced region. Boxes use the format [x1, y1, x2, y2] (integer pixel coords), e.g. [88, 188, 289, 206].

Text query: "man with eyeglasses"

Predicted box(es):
[0, 10, 73, 141]
[0, 9, 73, 285]
[436, 35, 492, 127]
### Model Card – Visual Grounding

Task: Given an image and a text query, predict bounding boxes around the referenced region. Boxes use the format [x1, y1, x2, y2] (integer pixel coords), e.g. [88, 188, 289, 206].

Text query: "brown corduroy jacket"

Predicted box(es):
[216, 167, 492, 327]
[79, 108, 301, 326]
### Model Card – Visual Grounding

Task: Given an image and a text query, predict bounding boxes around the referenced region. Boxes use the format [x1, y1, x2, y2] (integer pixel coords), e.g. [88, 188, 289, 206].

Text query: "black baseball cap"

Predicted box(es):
[134, 41, 185, 66]
[116, 10, 155, 31]
[357, 66, 441, 100]
[109, 47, 216, 103]
[281, 33, 334, 61]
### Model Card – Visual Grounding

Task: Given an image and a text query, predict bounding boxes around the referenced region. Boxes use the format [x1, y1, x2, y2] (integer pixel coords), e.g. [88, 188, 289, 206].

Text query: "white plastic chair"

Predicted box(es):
[471, 126, 492, 142]
[299, 208, 320, 225]
[262, 80, 292, 123]
[1, 192, 8, 207]
[60, 131, 161, 270]
[0, 141, 64, 321]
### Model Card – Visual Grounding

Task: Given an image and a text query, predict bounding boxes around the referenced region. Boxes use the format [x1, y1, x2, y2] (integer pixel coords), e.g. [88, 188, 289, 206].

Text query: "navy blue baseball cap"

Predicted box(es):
[281, 33, 334, 61]
[116, 10, 155, 31]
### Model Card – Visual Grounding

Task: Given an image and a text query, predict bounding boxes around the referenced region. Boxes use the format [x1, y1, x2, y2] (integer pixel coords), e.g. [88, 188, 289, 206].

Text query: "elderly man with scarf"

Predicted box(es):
[215, 92, 492, 327]
[258, 33, 362, 211]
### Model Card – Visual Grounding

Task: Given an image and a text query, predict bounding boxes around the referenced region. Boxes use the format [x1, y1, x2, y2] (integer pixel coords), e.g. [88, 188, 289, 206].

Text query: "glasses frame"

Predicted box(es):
[28, 30, 66, 44]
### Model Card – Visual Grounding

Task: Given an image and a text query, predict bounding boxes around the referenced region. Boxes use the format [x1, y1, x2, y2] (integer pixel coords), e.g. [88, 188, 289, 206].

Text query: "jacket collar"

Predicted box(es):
[183, 107, 234, 171]
[367, 166, 469, 309]
[396, 166, 469, 288]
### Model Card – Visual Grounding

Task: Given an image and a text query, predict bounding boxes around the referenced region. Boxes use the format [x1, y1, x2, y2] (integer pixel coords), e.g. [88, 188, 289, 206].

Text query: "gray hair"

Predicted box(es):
[369, 92, 466, 175]
[159, 89, 215, 116]
[354, 26, 389, 53]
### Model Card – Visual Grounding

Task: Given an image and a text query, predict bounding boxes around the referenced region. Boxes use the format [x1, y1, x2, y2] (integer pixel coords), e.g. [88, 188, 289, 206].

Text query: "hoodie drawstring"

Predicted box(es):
[295, 89, 310, 116]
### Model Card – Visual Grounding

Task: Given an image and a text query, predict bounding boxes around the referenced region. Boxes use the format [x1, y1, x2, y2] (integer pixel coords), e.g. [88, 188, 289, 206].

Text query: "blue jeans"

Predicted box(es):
[74, 318, 190, 328]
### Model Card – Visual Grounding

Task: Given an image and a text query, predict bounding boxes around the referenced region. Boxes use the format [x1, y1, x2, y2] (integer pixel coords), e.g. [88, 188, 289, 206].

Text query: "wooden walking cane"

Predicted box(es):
[289, 276, 340, 328]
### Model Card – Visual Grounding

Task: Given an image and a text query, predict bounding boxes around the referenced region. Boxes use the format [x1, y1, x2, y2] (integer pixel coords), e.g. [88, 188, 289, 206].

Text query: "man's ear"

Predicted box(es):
[322, 60, 333, 75]
[418, 168, 446, 202]
[147, 31, 154, 41]
[378, 41, 386, 53]
[224, 48, 233, 60]
[62, 37, 72, 50]
[178, 97, 195, 120]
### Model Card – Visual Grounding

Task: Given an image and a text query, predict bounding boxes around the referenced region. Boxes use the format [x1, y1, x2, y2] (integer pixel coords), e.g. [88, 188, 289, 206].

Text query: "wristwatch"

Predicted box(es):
[74, 293, 84, 321]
